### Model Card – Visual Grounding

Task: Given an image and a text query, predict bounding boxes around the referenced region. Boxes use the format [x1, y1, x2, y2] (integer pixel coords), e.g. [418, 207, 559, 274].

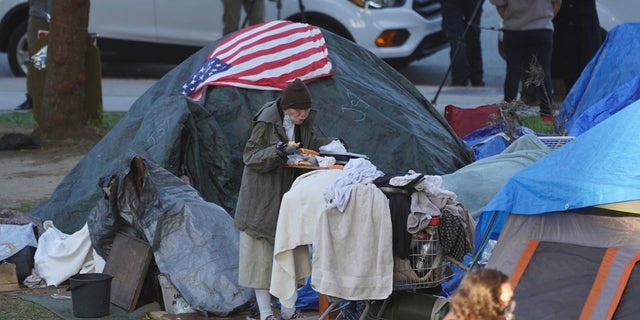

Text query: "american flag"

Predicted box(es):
[181, 20, 334, 100]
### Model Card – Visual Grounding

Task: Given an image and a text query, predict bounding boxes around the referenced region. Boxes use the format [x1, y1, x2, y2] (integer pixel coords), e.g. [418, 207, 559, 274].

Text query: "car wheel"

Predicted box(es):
[7, 20, 29, 77]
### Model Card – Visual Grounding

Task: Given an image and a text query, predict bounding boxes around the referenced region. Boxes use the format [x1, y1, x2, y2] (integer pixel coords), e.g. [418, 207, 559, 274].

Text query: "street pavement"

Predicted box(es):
[0, 69, 504, 114]
[0, 75, 159, 113]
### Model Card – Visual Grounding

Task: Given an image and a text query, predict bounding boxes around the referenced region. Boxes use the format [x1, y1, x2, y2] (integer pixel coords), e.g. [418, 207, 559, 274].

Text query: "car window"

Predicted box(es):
[154, 0, 223, 46]
[89, 0, 158, 42]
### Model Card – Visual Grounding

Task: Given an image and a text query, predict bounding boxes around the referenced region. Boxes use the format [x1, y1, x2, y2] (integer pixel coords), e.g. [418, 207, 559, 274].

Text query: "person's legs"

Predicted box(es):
[16, 15, 48, 111]
[239, 232, 276, 320]
[440, 0, 469, 86]
[222, 0, 242, 35]
[464, 0, 484, 86]
[244, 0, 265, 27]
[254, 288, 274, 320]
[531, 29, 554, 116]
[280, 304, 297, 319]
[502, 30, 526, 102]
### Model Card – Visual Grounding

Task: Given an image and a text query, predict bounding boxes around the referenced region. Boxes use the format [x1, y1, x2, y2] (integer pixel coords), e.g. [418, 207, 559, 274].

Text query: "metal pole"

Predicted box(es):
[298, 0, 306, 23]
[468, 210, 499, 271]
[431, 0, 486, 106]
[276, 0, 282, 20]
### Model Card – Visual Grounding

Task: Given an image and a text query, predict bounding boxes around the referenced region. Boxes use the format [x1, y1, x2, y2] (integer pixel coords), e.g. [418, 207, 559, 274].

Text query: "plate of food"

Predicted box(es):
[319, 151, 369, 164]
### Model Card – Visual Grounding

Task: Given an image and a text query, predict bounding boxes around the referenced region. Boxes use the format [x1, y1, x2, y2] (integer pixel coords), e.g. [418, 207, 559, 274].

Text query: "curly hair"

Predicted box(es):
[449, 268, 510, 320]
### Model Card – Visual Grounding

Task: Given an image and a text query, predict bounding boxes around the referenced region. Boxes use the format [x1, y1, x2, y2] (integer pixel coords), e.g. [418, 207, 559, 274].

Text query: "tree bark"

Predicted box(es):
[36, 0, 91, 139]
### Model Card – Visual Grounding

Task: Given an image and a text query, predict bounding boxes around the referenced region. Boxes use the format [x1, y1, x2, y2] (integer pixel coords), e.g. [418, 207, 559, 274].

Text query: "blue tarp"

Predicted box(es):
[462, 123, 536, 160]
[475, 99, 640, 250]
[558, 22, 640, 136]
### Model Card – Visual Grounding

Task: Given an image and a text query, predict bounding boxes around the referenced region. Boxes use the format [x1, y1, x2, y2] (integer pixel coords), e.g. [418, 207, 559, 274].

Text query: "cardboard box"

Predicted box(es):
[0, 262, 20, 292]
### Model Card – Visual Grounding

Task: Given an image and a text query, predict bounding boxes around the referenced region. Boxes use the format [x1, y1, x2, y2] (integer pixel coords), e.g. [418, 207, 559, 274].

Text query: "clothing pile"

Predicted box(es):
[377, 171, 475, 286]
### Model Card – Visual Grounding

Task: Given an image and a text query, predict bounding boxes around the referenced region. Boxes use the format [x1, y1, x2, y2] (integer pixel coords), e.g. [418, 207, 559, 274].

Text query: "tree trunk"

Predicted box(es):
[35, 0, 91, 140]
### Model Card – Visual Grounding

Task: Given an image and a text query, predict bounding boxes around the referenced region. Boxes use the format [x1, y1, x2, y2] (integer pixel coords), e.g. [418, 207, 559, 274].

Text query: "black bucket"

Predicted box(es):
[67, 273, 113, 318]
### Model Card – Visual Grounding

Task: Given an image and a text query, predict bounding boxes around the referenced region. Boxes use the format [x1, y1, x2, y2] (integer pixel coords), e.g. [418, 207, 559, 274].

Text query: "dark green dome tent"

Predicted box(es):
[31, 22, 472, 232]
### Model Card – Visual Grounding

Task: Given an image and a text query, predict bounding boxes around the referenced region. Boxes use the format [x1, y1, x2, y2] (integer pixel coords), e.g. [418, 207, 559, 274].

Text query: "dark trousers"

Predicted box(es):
[440, 0, 484, 85]
[503, 29, 554, 115]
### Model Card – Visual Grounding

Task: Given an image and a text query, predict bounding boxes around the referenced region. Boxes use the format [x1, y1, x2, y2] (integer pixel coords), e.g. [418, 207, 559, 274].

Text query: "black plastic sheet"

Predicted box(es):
[88, 152, 252, 315]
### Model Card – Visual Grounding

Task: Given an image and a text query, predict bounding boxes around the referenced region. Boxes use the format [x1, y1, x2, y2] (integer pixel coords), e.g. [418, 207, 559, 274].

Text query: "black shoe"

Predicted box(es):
[282, 310, 306, 319]
[14, 97, 32, 111]
[471, 80, 485, 87]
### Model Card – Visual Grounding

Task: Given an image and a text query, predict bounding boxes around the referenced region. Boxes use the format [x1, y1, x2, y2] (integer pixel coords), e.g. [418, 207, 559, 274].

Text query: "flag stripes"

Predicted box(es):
[181, 20, 333, 100]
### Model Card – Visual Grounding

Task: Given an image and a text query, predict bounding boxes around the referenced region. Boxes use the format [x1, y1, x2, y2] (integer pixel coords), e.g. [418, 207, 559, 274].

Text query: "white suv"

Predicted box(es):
[0, 0, 448, 76]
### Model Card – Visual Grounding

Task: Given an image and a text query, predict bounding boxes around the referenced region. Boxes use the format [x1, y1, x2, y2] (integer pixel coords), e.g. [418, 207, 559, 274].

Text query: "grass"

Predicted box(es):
[519, 114, 555, 134]
[0, 111, 36, 125]
[0, 294, 59, 319]
[0, 111, 126, 136]
[5, 202, 39, 214]
[0, 112, 37, 135]
[102, 112, 127, 129]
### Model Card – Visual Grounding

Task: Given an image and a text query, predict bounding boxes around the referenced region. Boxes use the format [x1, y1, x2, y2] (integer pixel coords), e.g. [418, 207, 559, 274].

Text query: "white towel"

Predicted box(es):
[312, 183, 393, 301]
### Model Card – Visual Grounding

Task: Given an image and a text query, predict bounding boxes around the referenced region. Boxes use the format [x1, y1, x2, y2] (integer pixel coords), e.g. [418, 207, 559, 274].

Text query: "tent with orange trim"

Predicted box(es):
[476, 99, 640, 320]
